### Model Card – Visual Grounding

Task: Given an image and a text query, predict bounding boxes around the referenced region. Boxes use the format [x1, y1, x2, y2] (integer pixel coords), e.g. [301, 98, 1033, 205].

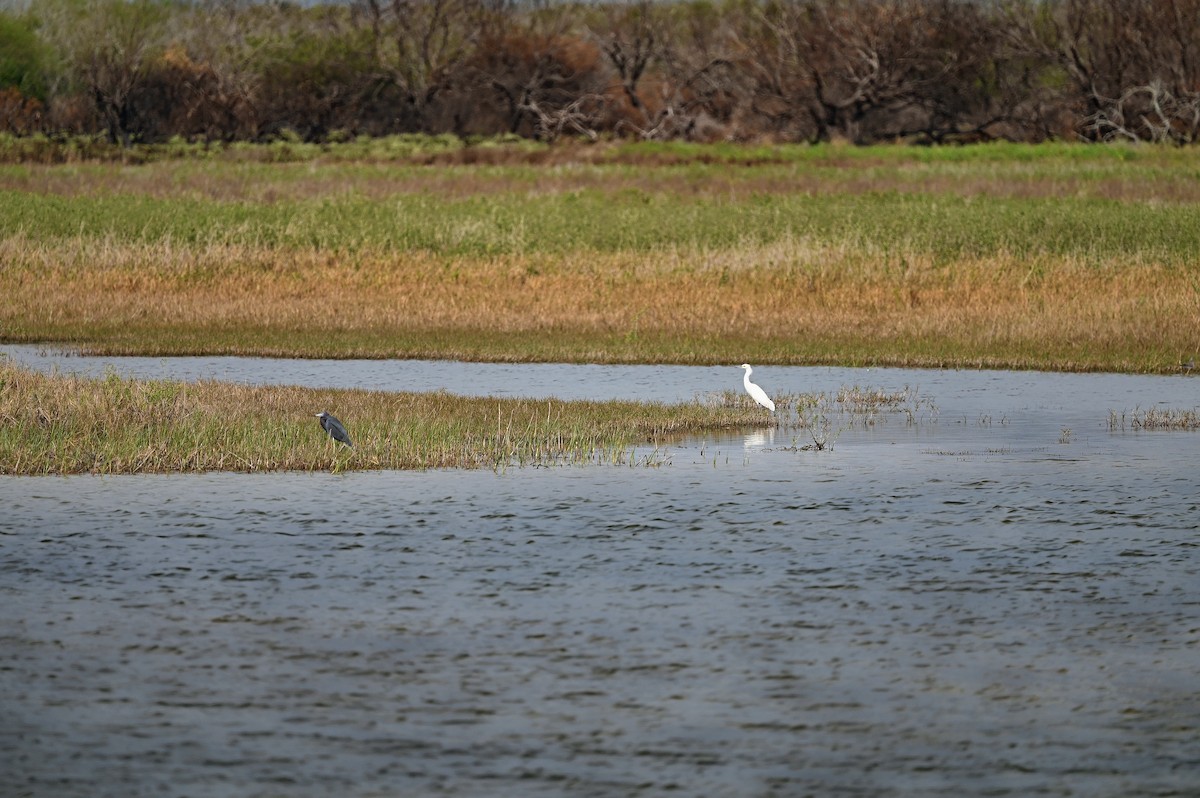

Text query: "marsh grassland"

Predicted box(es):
[0, 359, 773, 474]
[3, 138, 1198, 472]
[2, 139, 1198, 372]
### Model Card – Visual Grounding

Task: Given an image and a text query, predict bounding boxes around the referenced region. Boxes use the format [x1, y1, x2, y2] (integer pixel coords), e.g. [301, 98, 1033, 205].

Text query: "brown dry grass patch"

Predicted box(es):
[3, 233, 1196, 372]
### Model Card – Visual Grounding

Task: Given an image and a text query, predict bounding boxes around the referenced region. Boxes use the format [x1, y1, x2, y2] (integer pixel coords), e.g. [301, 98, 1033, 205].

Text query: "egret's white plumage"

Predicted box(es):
[740, 364, 775, 412]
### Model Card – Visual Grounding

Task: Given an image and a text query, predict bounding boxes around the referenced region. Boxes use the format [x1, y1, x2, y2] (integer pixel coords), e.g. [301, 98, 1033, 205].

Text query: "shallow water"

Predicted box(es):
[2, 346, 1198, 796]
[3, 342, 1195, 409]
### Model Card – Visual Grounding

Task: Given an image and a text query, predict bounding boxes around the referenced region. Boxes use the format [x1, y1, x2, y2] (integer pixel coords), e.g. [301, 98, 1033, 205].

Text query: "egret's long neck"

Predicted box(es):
[743, 368, 753, 389]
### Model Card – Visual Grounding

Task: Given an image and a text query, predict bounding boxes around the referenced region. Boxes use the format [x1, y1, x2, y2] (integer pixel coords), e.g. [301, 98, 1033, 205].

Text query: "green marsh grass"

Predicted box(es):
[0, 359, 770, 475]
[2, 140, 1199, 372]
[5, 183, 1200, 259]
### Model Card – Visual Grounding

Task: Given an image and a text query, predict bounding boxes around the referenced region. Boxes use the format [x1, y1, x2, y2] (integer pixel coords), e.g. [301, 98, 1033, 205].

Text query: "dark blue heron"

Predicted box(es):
[315, 412, 353, 447]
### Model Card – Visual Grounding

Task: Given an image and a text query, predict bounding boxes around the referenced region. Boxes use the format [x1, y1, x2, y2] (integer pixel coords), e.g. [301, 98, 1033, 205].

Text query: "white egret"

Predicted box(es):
[739, 364, 775, 412]
[315, 411, 353, 447]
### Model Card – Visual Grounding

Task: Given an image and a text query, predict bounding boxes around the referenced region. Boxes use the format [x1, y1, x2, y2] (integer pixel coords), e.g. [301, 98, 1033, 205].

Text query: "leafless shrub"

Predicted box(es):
[1002, 0, 1200, 143]
[0, 87, 43, 134]
[10, 0, 1200, 145]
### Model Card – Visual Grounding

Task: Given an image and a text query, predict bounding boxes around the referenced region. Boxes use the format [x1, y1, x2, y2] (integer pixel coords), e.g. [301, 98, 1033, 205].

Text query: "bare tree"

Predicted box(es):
[352, 0, 495, 132]
[166, 1, 273, 140]
[34, 0, 167, 145]
[1087, 80, 1200, 144]
[465, 1, 608, 141]
[807, 1, 988, 141]
[661, 3, 746, 140]
[1002, 0, 1200, 143]
[590, 0, 661, 136]
[592, 0, 743, 140]
[14, 0, 1200, 145]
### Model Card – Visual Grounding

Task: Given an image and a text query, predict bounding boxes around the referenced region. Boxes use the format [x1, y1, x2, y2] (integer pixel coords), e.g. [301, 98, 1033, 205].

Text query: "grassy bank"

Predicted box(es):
[2, 139, 1198, 372]
[0, 359, 772, 475]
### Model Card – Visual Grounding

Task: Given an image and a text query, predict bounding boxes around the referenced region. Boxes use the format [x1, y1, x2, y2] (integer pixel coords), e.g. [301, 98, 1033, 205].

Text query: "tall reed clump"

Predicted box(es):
[0, 360, 767, 475]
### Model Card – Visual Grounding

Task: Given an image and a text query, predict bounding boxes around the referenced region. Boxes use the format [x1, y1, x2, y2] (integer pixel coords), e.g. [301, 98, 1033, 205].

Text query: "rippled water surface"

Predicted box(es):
[2, 346, 1198, 796]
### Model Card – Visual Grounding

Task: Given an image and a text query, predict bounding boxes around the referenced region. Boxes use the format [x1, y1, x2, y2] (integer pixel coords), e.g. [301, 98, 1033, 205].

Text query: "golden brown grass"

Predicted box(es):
[3, 141, 1199, 373]
[2, 232, 1196, 372]
[0, 359, 767, 474]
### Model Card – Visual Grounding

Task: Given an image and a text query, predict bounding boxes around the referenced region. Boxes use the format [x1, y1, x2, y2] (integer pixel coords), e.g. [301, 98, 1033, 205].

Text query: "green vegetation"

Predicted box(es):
[0, 14, 46, 99]
[0, 359, 769, 474]
[2, 140, 1197, 374]
[4, 178, 1199, 260]
[2, 356, 953, 474]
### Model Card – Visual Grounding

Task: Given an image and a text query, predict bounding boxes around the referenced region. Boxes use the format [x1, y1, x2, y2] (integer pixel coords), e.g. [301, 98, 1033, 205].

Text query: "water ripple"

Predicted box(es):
[2, 354, 1199, 796]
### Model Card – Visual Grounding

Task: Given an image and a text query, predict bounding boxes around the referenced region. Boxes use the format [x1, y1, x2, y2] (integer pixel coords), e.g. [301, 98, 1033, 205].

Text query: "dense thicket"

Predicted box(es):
[1, 0, 1198, 145]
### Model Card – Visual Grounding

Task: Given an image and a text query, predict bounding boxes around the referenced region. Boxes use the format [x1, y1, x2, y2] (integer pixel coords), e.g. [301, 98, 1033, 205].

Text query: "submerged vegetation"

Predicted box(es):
[1, 140, 1198, 374]
[1108, 407, 1200, 431]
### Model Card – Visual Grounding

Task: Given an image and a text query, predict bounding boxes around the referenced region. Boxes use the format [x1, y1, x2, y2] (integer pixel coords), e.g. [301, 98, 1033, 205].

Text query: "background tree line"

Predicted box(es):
[1, 0, 1198, 146]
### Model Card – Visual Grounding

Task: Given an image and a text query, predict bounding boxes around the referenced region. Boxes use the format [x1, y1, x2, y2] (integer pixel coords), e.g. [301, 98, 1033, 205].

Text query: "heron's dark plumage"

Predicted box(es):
[317, 412, 352, 447]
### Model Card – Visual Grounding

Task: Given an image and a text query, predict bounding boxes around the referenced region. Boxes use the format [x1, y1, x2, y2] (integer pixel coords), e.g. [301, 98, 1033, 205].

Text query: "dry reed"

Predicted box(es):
[1107, 407, 1200, 431]
[1, 232, 1195, 372]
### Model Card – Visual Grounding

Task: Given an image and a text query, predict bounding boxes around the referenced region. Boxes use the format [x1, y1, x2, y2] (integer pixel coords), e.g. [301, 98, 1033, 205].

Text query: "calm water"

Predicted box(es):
[2, 346, 1198, 796]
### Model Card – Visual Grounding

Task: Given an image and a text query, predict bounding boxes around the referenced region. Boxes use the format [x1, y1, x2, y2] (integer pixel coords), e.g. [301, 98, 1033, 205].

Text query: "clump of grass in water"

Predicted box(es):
[705, 383, 940, 451]
[0, 361, 768, 475]
[1108, 407, 1200, 431]
[835, 384, 919, 411]
[703, 389, 820, 412]
[707, 384, 936, 420]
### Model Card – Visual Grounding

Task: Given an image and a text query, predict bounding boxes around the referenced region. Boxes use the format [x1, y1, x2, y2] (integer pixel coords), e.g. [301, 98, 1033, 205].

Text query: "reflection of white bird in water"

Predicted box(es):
[743, 428, 775, 448]
[740, 363, 775, 412]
